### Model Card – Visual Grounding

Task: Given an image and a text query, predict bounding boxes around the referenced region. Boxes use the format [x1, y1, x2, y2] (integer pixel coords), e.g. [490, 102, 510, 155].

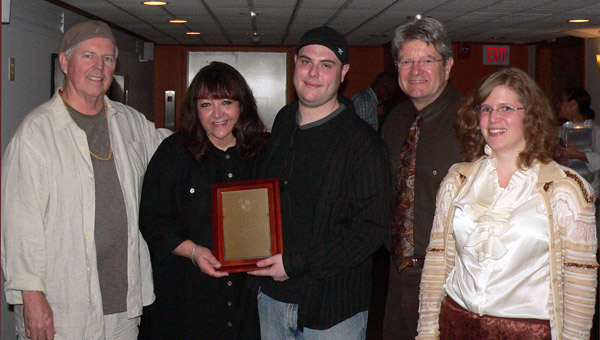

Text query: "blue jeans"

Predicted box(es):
[257, 290, 368, 340]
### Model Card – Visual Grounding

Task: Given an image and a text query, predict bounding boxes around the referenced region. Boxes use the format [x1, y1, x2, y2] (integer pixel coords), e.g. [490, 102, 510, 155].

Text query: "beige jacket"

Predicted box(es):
[417, 157, 598, 340]
[1, 93, 170, 339]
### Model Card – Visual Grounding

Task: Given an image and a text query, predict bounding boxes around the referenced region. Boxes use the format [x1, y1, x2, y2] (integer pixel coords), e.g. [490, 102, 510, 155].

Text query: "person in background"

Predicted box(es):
[140, 61, 267, 340]
[555, 88, 600, 340]
[381, 15, 464, 340]
[1, 20, 169, 340]
[555, 87, 600, 197]
[417, 67, 598, 340]
[352, 72, 398, 130]
[249, 26, 393, 340]
[139, 61, 266, 339]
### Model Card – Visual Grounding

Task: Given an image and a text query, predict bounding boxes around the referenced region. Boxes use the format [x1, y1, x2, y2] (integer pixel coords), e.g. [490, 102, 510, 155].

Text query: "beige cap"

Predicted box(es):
[58, 20, 116, 54]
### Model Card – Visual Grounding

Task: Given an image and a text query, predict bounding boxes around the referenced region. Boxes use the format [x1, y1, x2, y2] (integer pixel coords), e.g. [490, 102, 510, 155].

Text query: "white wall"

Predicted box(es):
[585, 38, 600, 122]
[1, 1, 155, 338]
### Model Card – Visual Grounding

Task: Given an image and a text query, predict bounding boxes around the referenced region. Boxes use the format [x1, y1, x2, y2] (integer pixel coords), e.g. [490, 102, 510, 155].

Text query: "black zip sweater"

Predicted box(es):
[253, 97, 393, 330]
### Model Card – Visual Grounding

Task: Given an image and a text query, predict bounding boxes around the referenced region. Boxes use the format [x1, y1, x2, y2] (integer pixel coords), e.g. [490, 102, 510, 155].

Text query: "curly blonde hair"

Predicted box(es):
[455, 67, 557, 168]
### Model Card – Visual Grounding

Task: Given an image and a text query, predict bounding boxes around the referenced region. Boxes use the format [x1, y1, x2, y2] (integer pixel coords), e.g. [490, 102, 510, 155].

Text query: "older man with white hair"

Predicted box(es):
[2, 20, 169, 340]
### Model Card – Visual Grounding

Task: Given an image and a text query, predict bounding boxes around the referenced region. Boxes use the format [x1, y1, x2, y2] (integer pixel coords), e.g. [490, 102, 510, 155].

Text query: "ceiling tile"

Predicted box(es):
[57, 0, 600, 45]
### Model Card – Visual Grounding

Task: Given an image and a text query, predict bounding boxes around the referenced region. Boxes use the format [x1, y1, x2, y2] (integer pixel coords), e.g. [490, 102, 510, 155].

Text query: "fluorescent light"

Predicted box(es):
[569, 19, 590, 23]
[169, 19, 188, 23]
[142, 1, 167, 6]
[186, 32, 201, 35]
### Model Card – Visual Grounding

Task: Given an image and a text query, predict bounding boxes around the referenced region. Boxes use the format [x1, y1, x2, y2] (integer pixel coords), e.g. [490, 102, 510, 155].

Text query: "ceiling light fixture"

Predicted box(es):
[143, 1, 167, 5]
[240, 11, 262, 17]
[169, 19, 187, 23]
[568, 19, 590, 23]
[406, 14, 423, 20]
[186, 31, 201, 35]
[248, 31, 263, 43]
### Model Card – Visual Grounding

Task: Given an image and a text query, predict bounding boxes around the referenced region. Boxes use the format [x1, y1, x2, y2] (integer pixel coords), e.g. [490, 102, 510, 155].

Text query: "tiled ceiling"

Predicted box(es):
[53, 0, 600, 45]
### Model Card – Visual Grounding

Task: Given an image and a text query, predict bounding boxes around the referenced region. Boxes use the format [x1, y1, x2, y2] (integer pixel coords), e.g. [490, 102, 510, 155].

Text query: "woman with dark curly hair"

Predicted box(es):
[139, 61, 266, 339]
[555, 87, 600, 196]
[417, 68, 597, 340]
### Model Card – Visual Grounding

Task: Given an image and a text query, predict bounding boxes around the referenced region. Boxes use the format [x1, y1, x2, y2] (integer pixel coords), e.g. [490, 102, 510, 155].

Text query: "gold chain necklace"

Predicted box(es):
[60, 93, 113, 161]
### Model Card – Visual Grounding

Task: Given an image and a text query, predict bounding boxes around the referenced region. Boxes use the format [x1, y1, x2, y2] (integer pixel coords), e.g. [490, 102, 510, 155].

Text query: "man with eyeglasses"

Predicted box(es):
[381, 15, 464, 340]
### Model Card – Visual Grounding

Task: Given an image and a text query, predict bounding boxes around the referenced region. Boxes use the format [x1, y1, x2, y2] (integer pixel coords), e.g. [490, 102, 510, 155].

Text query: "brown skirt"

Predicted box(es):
[439, 296, 551, 340]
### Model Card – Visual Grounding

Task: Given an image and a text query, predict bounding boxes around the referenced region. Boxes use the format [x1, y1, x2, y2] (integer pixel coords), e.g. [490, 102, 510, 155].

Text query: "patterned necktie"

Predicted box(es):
[391, 114, 422, 272]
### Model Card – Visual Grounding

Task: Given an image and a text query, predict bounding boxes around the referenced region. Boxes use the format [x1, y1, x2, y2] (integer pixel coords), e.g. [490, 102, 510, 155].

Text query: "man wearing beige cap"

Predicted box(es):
[1, 20, 168, 339]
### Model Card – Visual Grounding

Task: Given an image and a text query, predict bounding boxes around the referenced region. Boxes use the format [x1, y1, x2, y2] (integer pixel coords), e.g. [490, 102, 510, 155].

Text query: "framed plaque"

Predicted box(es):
[212, 178, 283, 273]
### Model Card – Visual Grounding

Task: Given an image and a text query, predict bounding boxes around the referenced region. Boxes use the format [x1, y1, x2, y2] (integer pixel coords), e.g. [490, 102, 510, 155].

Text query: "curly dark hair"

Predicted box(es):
[455, 67, 557, 168]
[179, 61, 267, 162]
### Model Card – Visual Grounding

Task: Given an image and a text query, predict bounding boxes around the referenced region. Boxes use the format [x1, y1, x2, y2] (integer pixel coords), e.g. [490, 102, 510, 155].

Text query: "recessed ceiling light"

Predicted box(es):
[240, 11, 262, 17]
[169, 19, 187, 23]
[186, 32, 201, 35]
[142, 1, 167, 6]
[569, 19, 590, 23]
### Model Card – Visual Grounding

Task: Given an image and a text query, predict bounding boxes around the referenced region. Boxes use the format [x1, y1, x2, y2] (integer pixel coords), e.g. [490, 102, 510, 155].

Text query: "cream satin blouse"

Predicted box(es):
[443, 147, 551, 319]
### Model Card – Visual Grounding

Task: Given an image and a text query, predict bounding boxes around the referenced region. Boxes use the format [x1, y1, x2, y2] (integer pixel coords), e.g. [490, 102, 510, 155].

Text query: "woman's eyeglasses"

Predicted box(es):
[477, 105, 524, 117]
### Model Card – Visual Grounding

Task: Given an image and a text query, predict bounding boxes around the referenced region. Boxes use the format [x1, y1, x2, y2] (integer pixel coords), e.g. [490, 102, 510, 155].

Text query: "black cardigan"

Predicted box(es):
[253, 97, 393, 329]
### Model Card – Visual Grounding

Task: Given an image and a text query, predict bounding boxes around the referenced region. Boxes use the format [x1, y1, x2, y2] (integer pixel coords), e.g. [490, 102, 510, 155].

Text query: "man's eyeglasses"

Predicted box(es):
[395, 58, 443, 69]
[477, 105, 524, 117]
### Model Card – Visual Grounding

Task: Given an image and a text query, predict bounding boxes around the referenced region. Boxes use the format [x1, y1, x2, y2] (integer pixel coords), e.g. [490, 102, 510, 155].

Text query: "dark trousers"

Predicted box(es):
[383, 264, 422, 340]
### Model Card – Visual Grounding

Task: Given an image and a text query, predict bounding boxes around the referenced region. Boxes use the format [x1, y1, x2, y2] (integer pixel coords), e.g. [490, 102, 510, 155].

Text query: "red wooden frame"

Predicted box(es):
[212, 178, 283, 273]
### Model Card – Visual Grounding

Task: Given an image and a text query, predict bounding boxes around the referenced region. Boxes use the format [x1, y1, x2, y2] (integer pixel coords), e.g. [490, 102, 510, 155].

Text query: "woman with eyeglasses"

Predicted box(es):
[139, 61, 266, 339]
[416, 68, 597, 340]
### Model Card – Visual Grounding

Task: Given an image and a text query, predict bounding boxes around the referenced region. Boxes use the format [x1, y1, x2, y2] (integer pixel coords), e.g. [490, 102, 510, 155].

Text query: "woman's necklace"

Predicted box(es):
[60, 93, 113, 161]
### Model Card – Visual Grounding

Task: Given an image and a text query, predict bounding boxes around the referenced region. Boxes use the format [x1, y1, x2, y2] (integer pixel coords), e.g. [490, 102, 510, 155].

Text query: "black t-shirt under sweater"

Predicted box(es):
[260, 106, 343, 303]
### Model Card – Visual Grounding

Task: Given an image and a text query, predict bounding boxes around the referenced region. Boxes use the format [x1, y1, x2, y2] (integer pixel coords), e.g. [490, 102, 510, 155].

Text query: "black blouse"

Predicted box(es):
[139, 133, 259, 340]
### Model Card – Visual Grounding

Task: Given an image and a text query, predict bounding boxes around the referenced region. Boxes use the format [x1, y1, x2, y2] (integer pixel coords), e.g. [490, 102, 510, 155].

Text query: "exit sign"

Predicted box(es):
[483, 45, 510, 65]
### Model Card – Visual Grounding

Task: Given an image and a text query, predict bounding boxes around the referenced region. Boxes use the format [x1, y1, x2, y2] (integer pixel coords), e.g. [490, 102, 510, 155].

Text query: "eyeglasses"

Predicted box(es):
[477, 105, 524, 117]
[395, 58, 443, 69]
